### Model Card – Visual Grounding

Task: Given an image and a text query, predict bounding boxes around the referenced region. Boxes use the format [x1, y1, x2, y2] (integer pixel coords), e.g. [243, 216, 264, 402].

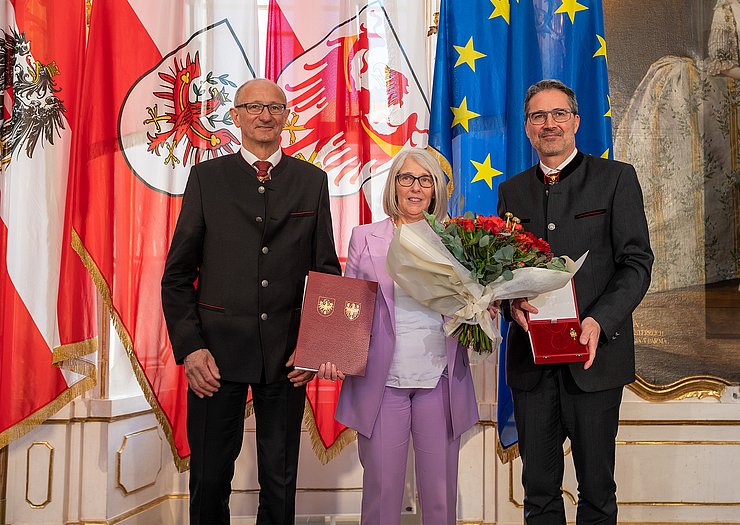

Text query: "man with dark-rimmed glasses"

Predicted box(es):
[497, 79, 653, 524]
[162, 78, 341, 525]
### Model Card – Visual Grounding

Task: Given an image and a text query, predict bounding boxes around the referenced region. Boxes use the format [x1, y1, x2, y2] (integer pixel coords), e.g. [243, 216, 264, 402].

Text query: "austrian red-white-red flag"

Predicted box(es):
[0, 0, 96, 448]
[69, 0, 259, 469]
[266, 0, 430, 461]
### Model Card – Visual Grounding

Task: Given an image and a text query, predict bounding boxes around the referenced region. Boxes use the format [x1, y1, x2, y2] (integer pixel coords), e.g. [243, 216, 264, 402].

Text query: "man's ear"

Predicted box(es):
[230, 107, 241, 128]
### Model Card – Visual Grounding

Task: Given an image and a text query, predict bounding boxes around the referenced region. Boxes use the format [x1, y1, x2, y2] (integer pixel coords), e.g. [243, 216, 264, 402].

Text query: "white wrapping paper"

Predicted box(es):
[386, 220, 587, 349]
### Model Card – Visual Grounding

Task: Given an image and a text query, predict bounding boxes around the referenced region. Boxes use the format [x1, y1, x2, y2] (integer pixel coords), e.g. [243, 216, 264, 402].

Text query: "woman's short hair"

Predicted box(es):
[382, 148, 448, 222]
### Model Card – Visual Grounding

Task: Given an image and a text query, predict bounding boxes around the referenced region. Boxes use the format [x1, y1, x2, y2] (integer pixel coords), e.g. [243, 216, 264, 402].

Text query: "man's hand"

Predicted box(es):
[286, 351, 315, 387]
[510, 298, 538, 331]
[488, 300, 502, 319]
[579, 317, 601, 370]
[184, 348, 221, 398]
[316, 361, 345, 381]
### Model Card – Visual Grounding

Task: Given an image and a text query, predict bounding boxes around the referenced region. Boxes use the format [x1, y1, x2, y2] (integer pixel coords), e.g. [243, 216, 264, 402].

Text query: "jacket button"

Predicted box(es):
[255, 216, 263, 223]
[261, 280, 269, 287]
[258, 186, 265, 194]
[261, 246, 269, 254]
[547, 222, 556, 231]
[260, 313, 268, 321]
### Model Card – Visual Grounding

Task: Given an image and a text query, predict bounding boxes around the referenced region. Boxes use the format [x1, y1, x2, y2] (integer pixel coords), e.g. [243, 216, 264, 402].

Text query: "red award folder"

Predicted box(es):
[293, 271, 378, 376]
[526, 280, 588, 365]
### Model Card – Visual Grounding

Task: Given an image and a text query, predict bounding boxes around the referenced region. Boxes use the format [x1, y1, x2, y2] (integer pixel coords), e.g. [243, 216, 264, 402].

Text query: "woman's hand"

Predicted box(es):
[487, 300, 502, 319]
[316, 361, 345, 381]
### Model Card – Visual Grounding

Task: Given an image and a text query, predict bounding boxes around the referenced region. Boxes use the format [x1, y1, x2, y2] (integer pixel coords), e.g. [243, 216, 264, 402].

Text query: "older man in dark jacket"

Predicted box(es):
[162, 79, 341, 525]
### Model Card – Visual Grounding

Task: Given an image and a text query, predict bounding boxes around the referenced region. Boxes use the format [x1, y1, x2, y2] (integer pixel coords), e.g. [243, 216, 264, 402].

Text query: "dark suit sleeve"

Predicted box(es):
[496, 185, 508, 219]
[311, 171, 342, 276]
[161, 167, 208, 364]
[587, 164, 653, 339]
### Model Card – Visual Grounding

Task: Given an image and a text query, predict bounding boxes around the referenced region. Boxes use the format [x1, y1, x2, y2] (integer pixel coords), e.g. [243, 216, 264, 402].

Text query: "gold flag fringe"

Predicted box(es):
[0, 337, 97, 449]
[246, 398, 356, 465]
[72, 229, 190, 472]
[496, 435, 520, 464]
[301, 399, 356, 465]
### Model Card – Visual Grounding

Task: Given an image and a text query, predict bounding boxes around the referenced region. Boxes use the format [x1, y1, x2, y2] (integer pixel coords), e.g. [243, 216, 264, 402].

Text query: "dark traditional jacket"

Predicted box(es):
[162, 152, 341, 383]
[498, 153, 653, 392]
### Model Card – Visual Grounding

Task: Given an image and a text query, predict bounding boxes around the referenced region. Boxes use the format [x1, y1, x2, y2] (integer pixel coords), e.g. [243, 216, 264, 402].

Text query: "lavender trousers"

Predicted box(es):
[357, 375, 460, 525]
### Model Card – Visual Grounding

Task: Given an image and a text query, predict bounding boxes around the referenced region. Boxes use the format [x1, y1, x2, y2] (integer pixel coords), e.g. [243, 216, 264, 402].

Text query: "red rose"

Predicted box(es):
[458, 218, 475, 232]
[514, 232, 534, 249]
[532, 237, 551, 253]
[477, 215, 505, 233]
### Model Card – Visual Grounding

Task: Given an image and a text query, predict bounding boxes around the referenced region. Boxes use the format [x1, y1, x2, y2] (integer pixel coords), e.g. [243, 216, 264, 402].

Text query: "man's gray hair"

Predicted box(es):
[524, 79, 578, 119]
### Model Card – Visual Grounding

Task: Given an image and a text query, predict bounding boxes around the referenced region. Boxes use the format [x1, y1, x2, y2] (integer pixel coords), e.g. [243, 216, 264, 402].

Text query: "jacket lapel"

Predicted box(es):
[366, 219, 396, 333]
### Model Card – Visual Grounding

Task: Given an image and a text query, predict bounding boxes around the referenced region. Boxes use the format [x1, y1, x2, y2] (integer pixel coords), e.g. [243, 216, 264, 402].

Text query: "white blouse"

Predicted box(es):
[386, 283, 448, 388]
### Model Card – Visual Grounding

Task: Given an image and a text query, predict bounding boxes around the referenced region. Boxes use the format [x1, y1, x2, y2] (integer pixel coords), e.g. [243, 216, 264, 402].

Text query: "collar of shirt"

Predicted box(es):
[539, 147, 578, 175]
[240, 147, 283, 173]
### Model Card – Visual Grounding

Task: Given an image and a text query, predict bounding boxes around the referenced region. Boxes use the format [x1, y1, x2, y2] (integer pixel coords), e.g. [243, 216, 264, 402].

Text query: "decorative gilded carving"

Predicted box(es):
[427, 12, 439, 36]
[25, 441, 53, 508]
[116, 427, 162, 495]
[628, 375, 731, 401]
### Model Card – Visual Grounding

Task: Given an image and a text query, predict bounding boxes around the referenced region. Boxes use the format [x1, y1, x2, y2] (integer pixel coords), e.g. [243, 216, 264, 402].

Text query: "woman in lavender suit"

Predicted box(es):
[317, 148, 479, 525]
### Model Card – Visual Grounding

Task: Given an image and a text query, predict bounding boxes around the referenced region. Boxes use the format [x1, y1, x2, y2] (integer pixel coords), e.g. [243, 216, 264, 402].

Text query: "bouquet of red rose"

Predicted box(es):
[386, 211, 582, 355]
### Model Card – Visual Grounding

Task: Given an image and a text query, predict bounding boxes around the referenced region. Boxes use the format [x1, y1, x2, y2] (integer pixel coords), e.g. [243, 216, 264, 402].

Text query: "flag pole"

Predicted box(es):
[99, 302, 110, 399]
[0, 444, 7, 525]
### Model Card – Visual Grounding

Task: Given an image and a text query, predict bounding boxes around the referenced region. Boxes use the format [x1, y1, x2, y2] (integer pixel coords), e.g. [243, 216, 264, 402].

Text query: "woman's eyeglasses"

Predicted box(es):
[396, 173, 434, 188]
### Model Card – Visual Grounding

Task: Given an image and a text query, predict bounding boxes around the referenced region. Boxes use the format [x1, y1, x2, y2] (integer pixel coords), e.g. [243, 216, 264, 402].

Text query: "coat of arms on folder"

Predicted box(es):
[294, 271, 378, 376]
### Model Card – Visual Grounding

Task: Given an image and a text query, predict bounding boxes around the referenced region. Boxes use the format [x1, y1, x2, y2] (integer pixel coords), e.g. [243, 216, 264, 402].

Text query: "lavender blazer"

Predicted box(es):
[335, 219, 479, 439]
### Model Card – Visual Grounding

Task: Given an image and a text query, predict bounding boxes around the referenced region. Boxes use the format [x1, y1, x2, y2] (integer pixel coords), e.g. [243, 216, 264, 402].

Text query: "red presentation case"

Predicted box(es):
[527, 280, 589, 365]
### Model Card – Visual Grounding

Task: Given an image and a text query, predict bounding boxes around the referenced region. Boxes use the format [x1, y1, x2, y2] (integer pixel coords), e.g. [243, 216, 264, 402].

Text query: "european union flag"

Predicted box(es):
[429, 0, 612, 460]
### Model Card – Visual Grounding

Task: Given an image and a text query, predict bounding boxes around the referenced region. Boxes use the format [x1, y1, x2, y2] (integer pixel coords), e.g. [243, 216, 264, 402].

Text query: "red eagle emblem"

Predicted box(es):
[277, 12, 429, 198]
[145, 51, 239, 167]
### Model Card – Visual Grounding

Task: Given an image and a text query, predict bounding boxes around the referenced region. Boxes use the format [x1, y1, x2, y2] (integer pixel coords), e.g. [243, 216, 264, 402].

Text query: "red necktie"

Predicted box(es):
[254, 161, 272, 183]
[544, 170, 560, 185]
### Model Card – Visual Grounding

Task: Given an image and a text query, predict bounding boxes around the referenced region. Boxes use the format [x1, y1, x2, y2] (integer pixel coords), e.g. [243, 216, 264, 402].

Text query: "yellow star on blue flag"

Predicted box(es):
[454, 37, 487, 72]
[470, 154, 503, 189]
[554, 0, 588, 24]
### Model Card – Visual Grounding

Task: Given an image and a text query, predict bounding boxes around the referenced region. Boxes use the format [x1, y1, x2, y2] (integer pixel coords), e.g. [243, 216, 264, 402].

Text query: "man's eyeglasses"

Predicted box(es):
[527, 108, 575, 125]
[396, 173, 435, 188]
[234, 102, 287, 115]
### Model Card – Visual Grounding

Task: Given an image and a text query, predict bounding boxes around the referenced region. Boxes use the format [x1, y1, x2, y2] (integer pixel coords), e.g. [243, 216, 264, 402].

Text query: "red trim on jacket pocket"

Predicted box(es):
[574, 209, 607, 219]
[290, 210, 316, 216]
[197, 301, 225, 312]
